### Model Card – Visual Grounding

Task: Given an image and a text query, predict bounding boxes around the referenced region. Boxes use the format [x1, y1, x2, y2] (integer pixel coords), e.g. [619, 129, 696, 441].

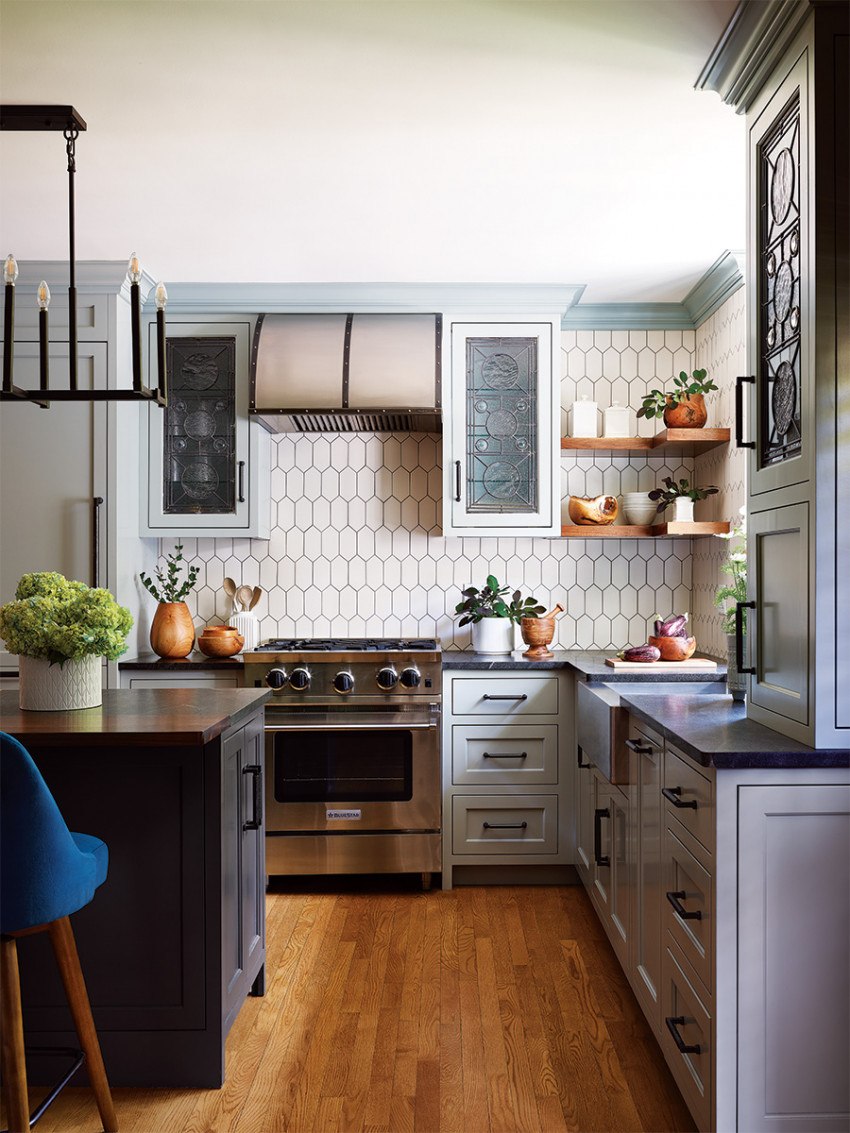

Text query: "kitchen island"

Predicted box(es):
[0, 688, 270, 1087]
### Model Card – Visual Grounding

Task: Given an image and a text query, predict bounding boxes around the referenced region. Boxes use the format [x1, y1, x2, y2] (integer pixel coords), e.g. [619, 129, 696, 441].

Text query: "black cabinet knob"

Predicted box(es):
[334, 671, 354, 694]
[377, 667, 398, 690]
[400, 666, 421, 689]
[266, 667, 287, 689]
[289, 667, 310, 691]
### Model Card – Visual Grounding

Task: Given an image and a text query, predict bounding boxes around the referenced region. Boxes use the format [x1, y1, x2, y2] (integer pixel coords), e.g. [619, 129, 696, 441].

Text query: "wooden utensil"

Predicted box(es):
[236, 585, 253, 611]
[542, 603, 565, 619]
[249, 586, 262, 611]
[223, 578, 237, 608]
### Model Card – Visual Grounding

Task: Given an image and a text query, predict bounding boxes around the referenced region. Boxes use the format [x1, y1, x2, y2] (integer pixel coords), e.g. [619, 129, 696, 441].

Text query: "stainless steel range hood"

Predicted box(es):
[250, 313, 442, 433]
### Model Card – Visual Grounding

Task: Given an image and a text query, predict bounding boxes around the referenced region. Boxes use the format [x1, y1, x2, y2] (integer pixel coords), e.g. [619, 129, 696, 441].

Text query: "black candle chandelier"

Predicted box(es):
[0, 105, 167, 408]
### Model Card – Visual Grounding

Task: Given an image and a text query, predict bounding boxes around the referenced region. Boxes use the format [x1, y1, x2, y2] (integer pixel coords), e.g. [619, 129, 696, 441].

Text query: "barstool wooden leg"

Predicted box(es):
[0, 935, 31, 1133]
[48, 917, 118, 1133]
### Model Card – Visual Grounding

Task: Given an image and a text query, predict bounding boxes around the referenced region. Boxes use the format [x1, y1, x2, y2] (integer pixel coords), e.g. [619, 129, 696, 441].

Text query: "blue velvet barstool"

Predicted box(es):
[0, 731, 118, 1132]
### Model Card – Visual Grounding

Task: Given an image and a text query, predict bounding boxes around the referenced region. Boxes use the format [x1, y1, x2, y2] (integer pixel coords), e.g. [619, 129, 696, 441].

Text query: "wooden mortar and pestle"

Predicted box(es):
[520, 603, 565, 660]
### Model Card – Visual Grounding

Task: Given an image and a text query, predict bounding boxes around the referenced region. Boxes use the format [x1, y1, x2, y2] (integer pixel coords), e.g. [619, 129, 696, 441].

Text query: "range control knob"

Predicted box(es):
[266, 667, 287, 689]
[376, 666, 399, 691]
[289, 667, 311, 691]
[334, 671, 355, 694]
[400, 666, 421, 689]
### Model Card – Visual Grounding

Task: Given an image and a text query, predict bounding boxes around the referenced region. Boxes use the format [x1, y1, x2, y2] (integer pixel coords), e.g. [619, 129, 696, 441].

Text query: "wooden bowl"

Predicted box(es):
[197, 627, 245, 657]
[648, 634, 697, 661]
[521, 616, 556, 660]
[567, 495, 618, 525]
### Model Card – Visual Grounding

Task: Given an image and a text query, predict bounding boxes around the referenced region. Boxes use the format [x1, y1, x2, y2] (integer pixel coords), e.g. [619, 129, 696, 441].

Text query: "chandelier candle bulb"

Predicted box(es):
[3, 254, 16, 393]
[128, 253, 142, 392]
[37, 280, 50, 392]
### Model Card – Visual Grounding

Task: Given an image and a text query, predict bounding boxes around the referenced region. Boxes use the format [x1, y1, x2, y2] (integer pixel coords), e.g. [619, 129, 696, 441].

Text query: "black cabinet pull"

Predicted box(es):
[735, 374, 756, 449]
[625, 738, 653, 754]
[482, 751, 527, 759]
[92, 496, 103, 588]
[483, 694, 527, 701]
[594, 807, 610, 867]
[665, 1015, 701, 1055]
[662, 786, 698, 809]
[736, 600, 756, 675]
[454, 460, 462, 502]
[666, 890, 702, 920]
[242, 764, 262, 831]
[577, 746, 591, 769]
[483, 821, 528, 830]
[237, 460, 246, 503]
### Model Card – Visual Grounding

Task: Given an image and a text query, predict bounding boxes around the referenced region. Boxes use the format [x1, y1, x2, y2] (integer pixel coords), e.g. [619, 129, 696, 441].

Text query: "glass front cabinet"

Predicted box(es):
[141, 319, 270, 537]
[443, 320, 560, 536]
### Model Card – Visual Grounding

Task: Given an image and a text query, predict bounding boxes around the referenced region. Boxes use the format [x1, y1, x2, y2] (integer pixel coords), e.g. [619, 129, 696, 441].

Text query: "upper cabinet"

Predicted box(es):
[443, 318, 561, 536]
[142, 318, 270, 538]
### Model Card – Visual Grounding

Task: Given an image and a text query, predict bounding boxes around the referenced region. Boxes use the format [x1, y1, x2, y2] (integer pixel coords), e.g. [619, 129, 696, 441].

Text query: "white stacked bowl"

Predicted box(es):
[621, 492, 658, 526]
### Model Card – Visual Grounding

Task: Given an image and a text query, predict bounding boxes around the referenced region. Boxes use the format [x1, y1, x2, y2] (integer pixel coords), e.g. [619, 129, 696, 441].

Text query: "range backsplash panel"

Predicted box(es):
[170, 324, 741, 652]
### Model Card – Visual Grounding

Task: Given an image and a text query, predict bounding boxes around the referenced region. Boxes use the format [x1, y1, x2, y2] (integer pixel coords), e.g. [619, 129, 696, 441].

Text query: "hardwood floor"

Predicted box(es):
[5, 883, 695, 1133]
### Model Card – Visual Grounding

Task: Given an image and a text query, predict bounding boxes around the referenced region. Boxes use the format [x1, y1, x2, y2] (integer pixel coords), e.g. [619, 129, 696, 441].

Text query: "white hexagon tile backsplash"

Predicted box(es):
[168, 311, 744, 653]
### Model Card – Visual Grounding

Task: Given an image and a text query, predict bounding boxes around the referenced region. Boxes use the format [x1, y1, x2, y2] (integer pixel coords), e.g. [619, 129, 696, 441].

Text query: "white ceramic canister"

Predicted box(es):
[229, 610, 259, 652]
[570, 395, 599, 438]
[602, 402, 633, 438]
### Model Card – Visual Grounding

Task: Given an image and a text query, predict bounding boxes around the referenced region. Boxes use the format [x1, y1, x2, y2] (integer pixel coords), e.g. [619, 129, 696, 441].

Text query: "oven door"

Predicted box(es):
[264, 706, 441, 833]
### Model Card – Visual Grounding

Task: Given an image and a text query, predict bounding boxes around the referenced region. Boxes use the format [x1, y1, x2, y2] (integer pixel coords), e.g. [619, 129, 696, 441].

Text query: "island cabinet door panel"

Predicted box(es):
[18, 744, 206, 1031]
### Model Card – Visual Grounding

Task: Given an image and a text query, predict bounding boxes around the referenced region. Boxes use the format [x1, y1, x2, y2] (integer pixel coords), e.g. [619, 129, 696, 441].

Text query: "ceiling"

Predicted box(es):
[0, 0, 744, 304]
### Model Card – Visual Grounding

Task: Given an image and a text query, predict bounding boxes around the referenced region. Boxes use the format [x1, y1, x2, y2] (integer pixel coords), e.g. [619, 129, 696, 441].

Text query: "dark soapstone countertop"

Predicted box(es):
[119, 651, 244, 670]
[442, 648, 727, 681]
[618, 690, 849, 770]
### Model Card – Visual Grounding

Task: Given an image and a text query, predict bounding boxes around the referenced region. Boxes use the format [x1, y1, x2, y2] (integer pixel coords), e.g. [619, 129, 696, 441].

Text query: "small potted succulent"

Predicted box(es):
[455, 575, 545, 654]
[637, 368, 718, 429]
[649, 476, 718, 523]
[0, 572, 133, 710]
[140, 543, 200, 659]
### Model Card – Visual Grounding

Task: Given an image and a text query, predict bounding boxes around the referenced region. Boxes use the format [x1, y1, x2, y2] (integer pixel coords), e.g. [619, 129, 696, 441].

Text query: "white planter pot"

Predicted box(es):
[229, 611, 259, 652]
[18, 654, 102, 711]
[672, 497, 695, 523]
[471, 618, 515, 655]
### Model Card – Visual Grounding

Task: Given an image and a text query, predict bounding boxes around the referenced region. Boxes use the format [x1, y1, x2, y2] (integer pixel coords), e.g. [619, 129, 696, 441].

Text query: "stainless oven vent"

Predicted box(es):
[287, 411, 439, 434]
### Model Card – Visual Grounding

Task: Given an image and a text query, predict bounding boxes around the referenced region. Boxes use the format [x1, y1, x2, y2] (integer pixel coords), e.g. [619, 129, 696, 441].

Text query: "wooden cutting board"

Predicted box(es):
[605, 656, 718, 670]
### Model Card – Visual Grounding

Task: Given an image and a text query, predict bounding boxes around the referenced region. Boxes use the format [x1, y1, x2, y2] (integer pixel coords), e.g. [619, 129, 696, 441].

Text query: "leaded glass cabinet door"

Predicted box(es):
[747, 48, 813, 498]
[143, 319, 269, 537]
[446, 322, 557, 535]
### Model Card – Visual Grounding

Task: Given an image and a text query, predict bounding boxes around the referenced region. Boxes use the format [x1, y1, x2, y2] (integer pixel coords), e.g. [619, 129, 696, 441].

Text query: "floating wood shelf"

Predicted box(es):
[559, 521, 730, 539]
[560, 428, 730, 457]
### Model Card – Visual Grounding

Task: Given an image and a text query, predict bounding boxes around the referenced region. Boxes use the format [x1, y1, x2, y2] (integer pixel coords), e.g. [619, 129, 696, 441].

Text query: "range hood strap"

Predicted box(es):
[342, 313, 353, 409]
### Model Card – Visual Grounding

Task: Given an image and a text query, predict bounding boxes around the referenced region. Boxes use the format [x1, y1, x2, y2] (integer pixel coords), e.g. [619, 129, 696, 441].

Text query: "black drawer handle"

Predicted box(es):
[665, 1015, 701, 1055]
[242, 764, 262, 831]
[625, 738, 653, 754]
[454, 460, 462, 502]
[238, 460, 246, 503]
[483, 694, 528, 702]
[735, 374, 756, 449]
[662, 786, 698, 810]
[666, 890, 702, 920]
[577, 746, 591, 769]
[736, 600, 756, 675]
[482, 751, 528, 759]
[482, 821, 528, 830]
[594, 807, 610, 867]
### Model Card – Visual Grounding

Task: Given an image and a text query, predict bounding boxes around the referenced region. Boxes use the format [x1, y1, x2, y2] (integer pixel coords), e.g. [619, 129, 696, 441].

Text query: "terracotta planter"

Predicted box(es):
[19, 654, 102, 711]
[663, 393, 707, 429]
[150, 601, 195, 659]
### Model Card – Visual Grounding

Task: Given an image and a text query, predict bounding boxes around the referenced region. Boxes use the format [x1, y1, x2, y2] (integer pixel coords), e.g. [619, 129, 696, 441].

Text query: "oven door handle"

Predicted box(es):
[264, 722, 439, 732]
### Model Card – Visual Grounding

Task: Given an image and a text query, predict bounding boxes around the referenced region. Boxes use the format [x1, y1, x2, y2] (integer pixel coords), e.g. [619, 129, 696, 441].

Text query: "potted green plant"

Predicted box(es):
[0, 572, 133, 710]
[648, 476, 719, 523]
[637, 368, 718, 429]
[140, 543, 200, 659]
[455, 575, 545, 654]
[715, 506, 748, 700]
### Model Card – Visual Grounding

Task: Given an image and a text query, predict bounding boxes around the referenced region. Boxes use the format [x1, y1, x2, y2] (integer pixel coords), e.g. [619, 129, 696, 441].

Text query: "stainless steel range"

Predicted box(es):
[242, 637, 442, 882]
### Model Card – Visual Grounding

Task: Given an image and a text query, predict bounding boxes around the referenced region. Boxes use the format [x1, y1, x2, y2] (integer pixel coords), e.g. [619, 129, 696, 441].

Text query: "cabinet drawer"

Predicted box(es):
[452, 725, 558, 785]
[124, 674, 242, 689]
[452, 795, 558, 855]
[663, 746, 714, 853]
[661, 943, 712, 1132]
[452, 677, 559, 717]
[664, 825, 712, 998]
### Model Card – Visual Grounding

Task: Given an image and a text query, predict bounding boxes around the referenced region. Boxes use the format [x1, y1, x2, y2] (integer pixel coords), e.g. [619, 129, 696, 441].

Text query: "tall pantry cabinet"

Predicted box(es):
[704, 0, 849, 748]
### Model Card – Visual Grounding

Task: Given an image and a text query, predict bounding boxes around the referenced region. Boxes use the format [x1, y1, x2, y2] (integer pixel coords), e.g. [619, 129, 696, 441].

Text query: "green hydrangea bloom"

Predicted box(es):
[0, 573, 133, 664]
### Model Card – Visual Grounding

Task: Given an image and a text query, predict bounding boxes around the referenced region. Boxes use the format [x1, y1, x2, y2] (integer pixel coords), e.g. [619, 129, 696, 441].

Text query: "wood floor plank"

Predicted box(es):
[476, 935, 518, 1133]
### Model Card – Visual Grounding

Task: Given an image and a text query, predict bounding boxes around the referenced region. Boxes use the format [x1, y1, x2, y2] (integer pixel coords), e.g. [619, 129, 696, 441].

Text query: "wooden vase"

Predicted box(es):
[150, 602, 195, 659]
[663, 394, 707, 429]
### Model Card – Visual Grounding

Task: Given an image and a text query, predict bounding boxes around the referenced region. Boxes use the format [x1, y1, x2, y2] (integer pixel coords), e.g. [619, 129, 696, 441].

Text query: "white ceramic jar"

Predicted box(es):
[602, 402, 633, 438]
[569, 395, 599, 438]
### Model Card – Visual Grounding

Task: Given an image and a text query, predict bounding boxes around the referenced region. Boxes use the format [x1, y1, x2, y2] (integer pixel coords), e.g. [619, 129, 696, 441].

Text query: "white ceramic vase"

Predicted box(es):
[672, 497, 695, 523]
[229, 610, 259, 652]
[471, 617, 515, 655]
[19, 654, 102, 711]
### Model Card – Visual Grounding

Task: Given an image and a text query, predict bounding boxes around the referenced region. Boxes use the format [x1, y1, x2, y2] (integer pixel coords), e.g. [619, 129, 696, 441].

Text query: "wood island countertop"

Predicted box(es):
[0, 687, 270, 746]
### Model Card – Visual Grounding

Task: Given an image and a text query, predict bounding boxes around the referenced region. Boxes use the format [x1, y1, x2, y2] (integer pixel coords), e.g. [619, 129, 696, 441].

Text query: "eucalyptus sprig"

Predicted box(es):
[140, 543, 200, 604]
[637, 368, 718, 420]
[455, 575, 545, 626]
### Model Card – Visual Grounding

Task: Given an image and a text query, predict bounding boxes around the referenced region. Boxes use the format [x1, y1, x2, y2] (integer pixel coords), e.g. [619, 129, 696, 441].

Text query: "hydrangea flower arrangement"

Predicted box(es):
[0, 572, 133, 665]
